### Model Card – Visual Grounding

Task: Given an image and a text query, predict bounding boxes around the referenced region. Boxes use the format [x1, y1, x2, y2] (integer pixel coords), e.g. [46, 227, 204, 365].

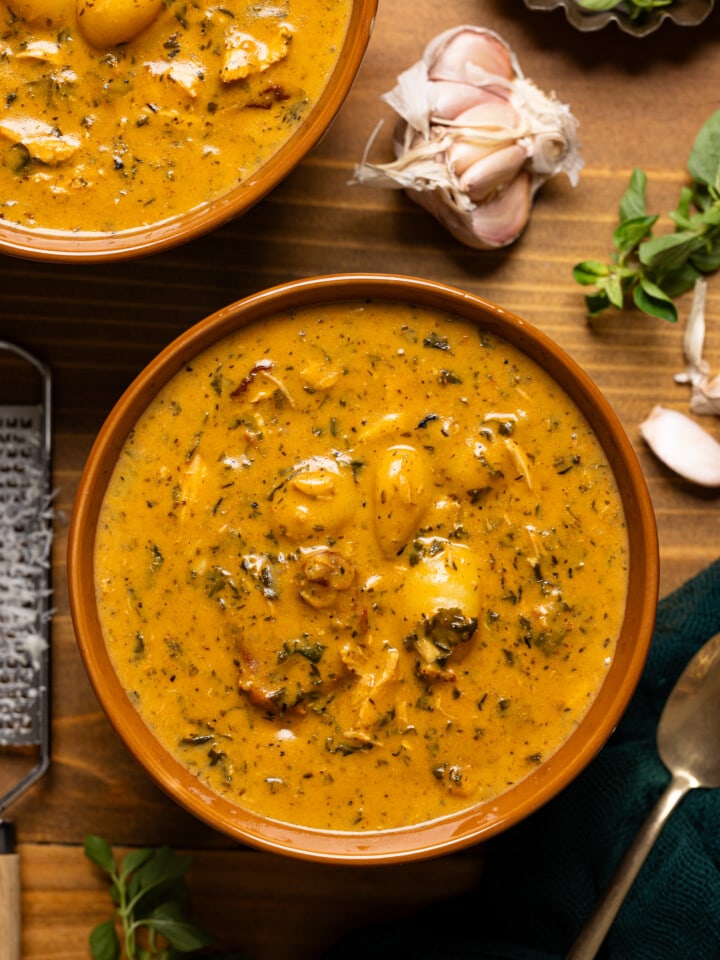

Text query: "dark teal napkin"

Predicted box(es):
[325, 558, 720, 960]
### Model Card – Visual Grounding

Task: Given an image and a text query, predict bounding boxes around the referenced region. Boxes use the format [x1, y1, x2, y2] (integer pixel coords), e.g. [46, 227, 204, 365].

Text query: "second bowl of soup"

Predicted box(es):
[0, 0, 376, 260]
[68, 274, 658, 862]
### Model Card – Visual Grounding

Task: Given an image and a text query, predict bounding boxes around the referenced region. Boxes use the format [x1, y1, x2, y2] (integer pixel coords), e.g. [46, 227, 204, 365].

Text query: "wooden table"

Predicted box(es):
[2, 1, 720, 956]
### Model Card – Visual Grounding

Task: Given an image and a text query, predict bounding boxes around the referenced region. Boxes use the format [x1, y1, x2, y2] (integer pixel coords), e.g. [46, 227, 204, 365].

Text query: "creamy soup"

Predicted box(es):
[0, 0, 351, 233]
[95, 301, 629, 832]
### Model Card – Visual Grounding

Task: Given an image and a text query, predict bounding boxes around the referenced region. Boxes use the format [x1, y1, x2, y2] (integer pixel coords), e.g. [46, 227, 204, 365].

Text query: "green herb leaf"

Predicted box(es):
[84, 835, 227, 960]
[691, 237, 720, 273]
[697, 202, 720, 227]
[661, 263, 701, 299]
[604, 273, 625, 310]
[633, 280, 677, 323]
[129, 850, 192, 919]
[584, 290, 612, 316]
[84, 835, 116, 874]
[638, 230, 704, 272]
[146, 902, 216, 952]
[687, 109, 720, 190]
[669, 185, 694, 227]
[132, 846, 193, 897]
[572, 260, 610, 284]
[89, 919, 120, 960]
[618, 168, 649, 221]
[573, 110, 720, 321]
[612, 215, 657, 255]
[576, 0, 624, 10]
[576, 0, 676, 15]
[119, 847, 154, 883]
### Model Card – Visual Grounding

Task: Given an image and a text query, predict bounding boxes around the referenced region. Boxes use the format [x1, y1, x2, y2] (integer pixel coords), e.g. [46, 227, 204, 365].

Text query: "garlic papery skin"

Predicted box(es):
[690, 372, 720, 415]
[352, 25, 582, 250]
[640, 405, 720, 488]
[674, 278, 720, 416]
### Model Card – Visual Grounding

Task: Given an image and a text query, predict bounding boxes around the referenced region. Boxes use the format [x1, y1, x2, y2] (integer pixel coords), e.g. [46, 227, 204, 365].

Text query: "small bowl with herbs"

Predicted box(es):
[523, 0, 714, 35]
[68, 273, 659, 864]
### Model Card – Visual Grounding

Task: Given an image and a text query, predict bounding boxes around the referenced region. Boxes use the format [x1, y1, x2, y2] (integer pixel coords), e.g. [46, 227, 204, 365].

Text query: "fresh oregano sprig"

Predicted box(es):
[84, 834, 245, 960]
[574, 110, 720, 322]
[575, 0, 675, 20]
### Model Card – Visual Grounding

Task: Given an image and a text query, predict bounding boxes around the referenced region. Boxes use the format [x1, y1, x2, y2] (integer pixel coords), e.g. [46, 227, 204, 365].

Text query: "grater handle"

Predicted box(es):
[0, 824, 21, 960]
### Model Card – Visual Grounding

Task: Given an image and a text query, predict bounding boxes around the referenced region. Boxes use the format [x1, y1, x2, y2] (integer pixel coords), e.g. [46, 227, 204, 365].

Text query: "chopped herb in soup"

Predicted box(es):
[95, 301, 629, 831]
[0, 0, 351, 233]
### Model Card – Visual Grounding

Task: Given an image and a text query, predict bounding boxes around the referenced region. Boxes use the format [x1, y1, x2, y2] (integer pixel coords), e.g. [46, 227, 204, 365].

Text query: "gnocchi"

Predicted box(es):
[95, 300, 629, 831]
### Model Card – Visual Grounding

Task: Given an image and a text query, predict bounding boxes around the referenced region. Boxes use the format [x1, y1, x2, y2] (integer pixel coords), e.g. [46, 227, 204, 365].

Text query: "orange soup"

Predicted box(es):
[94, 301, 629, 831]
[0, 0, 351, 233]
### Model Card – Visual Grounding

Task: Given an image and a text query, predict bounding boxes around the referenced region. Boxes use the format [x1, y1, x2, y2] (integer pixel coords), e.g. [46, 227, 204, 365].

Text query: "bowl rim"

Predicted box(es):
[0, 0, 377, 264]
[68, 273, 659, 864]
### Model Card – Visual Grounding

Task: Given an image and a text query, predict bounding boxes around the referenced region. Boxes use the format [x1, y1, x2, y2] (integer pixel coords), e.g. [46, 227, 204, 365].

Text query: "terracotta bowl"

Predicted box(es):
[68, 274, 659, 864]
[0, 0, 375, 264]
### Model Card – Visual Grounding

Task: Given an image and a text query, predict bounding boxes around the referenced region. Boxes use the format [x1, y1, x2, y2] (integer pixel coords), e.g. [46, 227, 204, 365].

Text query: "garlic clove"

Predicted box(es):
[443, 93, 517, 175]
[431, 81, 507, 124]
[412, 170, 531, 250]
[427, 27, 517, 86]
[459, 143, 527, 203]
[452, 98, 521, 135]
[445, 98, 522, 176]
[466, 171, 531, 246]
[447, 138, 495, 177]
[639, 405, 720, 488]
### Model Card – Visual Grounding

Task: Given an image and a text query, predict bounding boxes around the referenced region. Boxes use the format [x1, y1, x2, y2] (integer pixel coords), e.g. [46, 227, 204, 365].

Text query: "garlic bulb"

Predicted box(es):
[674, 278, 720, 416]
[639, 405, 720, 488]
[352, 26, 583, 249]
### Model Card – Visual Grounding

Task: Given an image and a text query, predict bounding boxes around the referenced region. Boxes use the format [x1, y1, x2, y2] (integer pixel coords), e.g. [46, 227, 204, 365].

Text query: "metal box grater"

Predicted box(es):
[0, 341, 52, 808]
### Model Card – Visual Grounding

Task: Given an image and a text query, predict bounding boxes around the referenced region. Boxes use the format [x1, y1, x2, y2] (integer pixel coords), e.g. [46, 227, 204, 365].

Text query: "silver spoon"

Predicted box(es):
[567, 629, 720, 959]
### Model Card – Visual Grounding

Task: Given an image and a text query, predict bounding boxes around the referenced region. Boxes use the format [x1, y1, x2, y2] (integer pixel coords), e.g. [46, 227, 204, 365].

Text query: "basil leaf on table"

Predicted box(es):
[688, 110, 720, 189]
[573, 109, 720, 322]
[84, 835, 249, 960]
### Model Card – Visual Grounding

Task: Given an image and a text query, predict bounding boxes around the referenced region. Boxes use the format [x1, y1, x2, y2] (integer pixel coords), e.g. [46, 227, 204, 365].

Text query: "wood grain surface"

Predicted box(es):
[2, 0, 720, 956]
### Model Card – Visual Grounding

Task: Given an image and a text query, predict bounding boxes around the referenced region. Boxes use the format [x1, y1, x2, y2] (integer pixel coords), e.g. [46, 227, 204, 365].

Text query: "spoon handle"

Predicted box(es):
[566, 771, 694, 960]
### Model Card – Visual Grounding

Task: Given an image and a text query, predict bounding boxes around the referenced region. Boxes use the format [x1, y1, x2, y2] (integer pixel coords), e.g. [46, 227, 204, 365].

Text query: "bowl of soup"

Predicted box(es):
[0, 0, 375, 261]
[68, 273, 659, 863]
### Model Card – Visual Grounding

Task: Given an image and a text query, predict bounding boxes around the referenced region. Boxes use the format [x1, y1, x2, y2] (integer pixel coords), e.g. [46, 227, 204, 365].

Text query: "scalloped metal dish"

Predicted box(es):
[523, 0, 714, 36]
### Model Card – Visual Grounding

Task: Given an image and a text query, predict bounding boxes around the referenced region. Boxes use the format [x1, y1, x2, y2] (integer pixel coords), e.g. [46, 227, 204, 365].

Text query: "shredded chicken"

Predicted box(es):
[0, 117, 80, 164]
[503, 436, 532, 488]
[145, 58, 205, 98]
[346, 646, 401, 731]
[16, 40, 61, 62]
[221, 23, 294, 83]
